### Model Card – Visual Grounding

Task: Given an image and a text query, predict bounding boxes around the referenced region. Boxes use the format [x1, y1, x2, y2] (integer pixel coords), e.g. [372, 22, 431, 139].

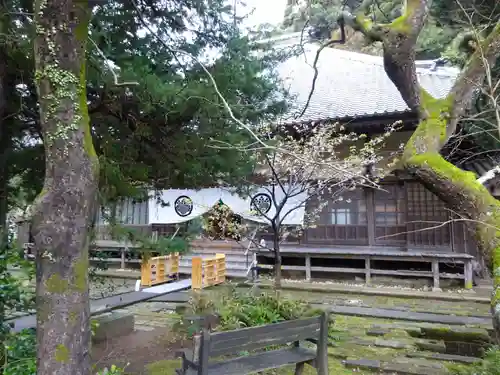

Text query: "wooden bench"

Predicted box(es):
[176, 312, 330, 375]
[256, 248, 475, 291]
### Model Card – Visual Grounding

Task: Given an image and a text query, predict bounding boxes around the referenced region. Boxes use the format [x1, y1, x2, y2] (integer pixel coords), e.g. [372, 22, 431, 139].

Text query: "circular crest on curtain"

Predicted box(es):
[174, 195, 193, 217]
[250, 193, 272, 215]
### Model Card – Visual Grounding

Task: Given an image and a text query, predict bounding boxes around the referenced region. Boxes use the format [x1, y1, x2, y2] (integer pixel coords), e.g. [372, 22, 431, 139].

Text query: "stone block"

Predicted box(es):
[151, 292, 189, 303]
[92, 312, 135, 343]
[445, 341, 486, 358]
[421, 326, 491, 344]
[405, 327, 423, 338]
[374, 338, 413, 349]
[382, 361, 444, 375]
[414, 339, 446, 353]
[343, 359, 381, 370]
[406, 352, 481, 364]
[366, 328, 389, 337]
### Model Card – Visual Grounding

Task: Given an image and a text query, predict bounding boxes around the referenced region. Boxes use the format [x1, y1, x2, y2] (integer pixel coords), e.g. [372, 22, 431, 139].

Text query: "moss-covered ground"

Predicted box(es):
[146, 357, 374, 375]
[140, 287, 485, 374]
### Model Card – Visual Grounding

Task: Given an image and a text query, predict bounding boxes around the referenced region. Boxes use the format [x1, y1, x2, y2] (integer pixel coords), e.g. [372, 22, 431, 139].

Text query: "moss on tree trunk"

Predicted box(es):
[0, 8, 13, 370]
[345, 1, 500, 340]
[402, 150, 500, 341]
[31, 0, 99, 373]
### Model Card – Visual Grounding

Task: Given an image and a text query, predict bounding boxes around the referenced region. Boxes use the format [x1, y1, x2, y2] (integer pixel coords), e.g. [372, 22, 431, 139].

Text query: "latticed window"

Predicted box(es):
[96, 199, 149, 225]
[405, 182, 451, 248]
[305, 188, 368, 244]
[303, 181, 453, 250]
[374, 184, 406, 244]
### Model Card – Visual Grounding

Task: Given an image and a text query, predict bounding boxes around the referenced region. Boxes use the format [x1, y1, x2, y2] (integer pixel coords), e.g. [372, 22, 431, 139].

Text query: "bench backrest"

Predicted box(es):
[202, 312, 328, 358]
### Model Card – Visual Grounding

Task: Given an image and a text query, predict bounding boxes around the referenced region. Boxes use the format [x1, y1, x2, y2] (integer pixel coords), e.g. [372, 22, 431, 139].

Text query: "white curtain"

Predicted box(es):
[147, 187, 308, 225]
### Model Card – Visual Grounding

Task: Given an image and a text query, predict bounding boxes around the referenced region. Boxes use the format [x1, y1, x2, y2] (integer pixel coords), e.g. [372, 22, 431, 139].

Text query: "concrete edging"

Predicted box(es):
[238, 282, 491, 304]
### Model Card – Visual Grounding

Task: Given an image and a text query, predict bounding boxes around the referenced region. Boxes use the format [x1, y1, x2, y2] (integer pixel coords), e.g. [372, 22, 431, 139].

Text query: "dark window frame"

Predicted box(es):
[303, 181, 453, 250]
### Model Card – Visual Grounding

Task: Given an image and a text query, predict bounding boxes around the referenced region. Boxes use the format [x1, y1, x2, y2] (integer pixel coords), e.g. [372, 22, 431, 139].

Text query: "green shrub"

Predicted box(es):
[449, 347, 500, 375]
[96, 363, 128, 374]
[172, 287, 343, 352]
[177, 287, 324, 332]
[3, 329, 36, 375]
[216, 289, 321, 331]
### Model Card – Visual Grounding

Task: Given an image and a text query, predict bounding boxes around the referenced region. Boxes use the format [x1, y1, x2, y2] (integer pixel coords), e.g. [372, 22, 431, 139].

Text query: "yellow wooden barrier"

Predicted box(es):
[191, 253, 226, 290]
[141, 253, 180, 287]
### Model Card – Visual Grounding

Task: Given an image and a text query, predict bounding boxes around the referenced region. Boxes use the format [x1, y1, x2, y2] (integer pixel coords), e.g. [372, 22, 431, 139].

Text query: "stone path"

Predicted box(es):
[323, 305, 492, 327]
[107, 286, 491, 375]
[8, 279, 192, 332]
[326, 310, 493, 374]
[268, 280, 491, 303]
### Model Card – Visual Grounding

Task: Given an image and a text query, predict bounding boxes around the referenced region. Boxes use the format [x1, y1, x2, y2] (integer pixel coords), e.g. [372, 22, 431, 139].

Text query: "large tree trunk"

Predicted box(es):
[0, 7, 11, 371]
[31, 0, 98, 373]
[346, 1, 500, 338]
[403, 158, 500, 338]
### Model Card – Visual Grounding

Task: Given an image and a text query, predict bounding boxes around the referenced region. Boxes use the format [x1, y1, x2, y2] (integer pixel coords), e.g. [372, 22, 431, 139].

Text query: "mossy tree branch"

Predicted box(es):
[399, 21, 500, 340]
[344, 0, 500, 340]
[342, 0, 431, 112]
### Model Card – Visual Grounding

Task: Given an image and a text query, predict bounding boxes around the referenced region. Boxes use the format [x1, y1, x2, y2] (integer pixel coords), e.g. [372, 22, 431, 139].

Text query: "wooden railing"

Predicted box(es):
[140, 253, 180, 287]
[191, 254, 226, 290]
[94, 224, 153, 241]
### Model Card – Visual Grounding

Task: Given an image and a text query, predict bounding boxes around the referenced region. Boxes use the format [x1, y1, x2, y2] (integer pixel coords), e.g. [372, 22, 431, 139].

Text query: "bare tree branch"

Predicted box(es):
[296, 19, 347, 118]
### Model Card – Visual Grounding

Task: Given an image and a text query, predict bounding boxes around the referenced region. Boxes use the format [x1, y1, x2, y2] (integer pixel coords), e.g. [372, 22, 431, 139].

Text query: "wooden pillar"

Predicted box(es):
[365, 257, 371, 285]
[464, 259, 473, 290]
[120, 247, 126, 270]
[305, 255, 311, 281]
[365, 188, 376, 246]
[140, 258, 151, 287]
[192, 257, 203, 290]
[432, 260, 441, 292]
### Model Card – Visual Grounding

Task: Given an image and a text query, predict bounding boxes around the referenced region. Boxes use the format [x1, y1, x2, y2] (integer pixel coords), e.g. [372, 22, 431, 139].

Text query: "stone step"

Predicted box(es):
[180, 256, 247, 264]
[406, 352, 480, 364]
[189, 245, 249, 253]
[343, 358, 449, 375]
[178, 266, 247, 278]
[179, 259, 247, 270]
[190, 240, 248, 249]
[349, 336, 449, 353]
[178, 248, 249, 280]
[419, 326, 491, 343]
[324, 305, 492, 327]
[349, 337, 414, 350]
[183, 251, 248, 257]
[179, 263, 247, 271]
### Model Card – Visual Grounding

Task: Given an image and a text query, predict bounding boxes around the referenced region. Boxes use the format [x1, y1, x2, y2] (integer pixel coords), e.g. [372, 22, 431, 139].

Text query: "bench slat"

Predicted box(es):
[187, 347, 316, 375]
[211, 315, 321, 342]
[210, 324, 320, 357]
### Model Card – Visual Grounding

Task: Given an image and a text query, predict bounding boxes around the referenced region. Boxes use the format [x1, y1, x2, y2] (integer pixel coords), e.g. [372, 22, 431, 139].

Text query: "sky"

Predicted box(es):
[238, 0, 288, 27]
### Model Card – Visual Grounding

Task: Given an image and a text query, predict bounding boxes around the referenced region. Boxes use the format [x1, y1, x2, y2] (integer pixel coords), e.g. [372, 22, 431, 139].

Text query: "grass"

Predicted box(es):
[146, 358, 374, 375]
[146, 359, 180, 375]
[138, 310, 479, 375]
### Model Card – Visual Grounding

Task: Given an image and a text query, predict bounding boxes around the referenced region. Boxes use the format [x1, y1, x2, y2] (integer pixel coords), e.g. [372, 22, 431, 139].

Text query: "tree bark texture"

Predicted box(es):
[348, 1, 500, 339]
[31, 0, 98, 373]
[0, 6, 14, 371]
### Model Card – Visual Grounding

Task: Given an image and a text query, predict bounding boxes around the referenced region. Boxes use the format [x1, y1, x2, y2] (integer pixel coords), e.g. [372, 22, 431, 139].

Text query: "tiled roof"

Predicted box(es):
[461, 155, 500, 183]
[276, 42, 460, 123]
